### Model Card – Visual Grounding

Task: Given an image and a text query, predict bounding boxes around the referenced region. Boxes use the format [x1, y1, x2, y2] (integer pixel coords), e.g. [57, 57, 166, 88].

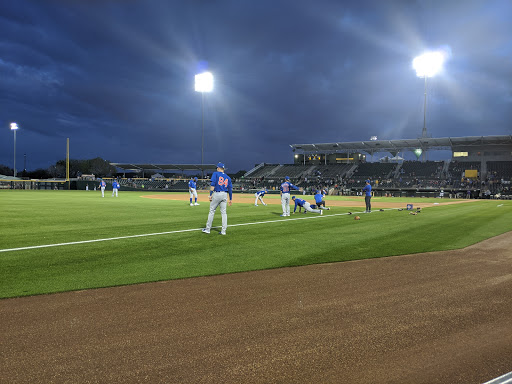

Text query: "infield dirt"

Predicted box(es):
[143, 192, 476, 209]
[1, 225, 510, 383]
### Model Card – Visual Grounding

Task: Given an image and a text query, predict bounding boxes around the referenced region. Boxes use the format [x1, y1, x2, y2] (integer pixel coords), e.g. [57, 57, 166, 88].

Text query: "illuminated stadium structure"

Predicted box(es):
[289, 135, 512, 179]
[238, 135, 512, 199]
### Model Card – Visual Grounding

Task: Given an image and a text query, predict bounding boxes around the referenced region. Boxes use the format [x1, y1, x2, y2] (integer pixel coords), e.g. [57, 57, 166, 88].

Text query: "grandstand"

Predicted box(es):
[240, 135, 512, 199]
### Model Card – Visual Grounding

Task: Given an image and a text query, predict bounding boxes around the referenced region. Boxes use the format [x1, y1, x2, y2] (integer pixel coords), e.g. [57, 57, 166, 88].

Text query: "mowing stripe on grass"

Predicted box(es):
[0, 209, 391, 253]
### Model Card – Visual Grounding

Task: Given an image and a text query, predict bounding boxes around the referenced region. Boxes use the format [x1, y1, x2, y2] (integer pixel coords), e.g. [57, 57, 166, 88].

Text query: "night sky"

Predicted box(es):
[1, 0, 511, 173]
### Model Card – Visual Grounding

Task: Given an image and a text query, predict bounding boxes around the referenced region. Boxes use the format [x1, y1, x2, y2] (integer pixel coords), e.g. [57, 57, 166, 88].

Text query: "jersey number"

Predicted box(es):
[218, 176, 229, 187]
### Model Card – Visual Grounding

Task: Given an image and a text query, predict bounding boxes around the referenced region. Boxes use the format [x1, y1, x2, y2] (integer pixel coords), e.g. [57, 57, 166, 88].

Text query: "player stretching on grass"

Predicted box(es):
[314, 190, 330, 210]
[189, 177, 199, 206]
[292, 196, 323, 215]
[254, 188, 267, 206]
[280, 176, 299, 217]
[203, 162, 232, 236]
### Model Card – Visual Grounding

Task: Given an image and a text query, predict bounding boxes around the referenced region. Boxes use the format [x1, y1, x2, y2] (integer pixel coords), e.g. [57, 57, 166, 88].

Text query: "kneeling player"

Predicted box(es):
[314, 190, 330, 210]
[292, 196, 322, 215]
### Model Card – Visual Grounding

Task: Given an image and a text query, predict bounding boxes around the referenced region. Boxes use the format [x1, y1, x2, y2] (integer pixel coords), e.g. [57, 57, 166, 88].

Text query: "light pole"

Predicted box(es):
[195, 71, 214, 178]
[413, 51, 445, 160]
[10, 122, 19, 177]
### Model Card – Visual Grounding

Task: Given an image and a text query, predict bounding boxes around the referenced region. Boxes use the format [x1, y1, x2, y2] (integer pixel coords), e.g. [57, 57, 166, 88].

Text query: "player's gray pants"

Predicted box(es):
[281, 194, 290, 215]
[365, 195, 371, 212]
[206, 192, 228, 233]
[255, 193, 264, 205]
[112, 188, 118, 197]
[101, 187, 105, 197]
[304, 201, 321, 214]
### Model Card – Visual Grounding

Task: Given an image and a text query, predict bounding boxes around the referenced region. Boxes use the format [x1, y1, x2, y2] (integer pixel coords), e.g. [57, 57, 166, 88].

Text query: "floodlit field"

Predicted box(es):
[1, 190, 511, 298]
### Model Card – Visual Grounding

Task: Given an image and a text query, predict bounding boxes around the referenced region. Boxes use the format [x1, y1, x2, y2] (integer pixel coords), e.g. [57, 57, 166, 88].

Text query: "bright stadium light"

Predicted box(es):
[195, 71, 214, 93]
[412, 51, 445, 78]
[413, 51, 446, 160]
[195, 71, 214, 177]
[10, 122, 19, 177]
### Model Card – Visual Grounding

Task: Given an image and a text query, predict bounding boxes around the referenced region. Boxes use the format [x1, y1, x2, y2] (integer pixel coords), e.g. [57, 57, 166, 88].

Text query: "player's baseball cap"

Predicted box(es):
[194, 177, 198, 181]
[292, 196, 296, 199]
[285, 176, 290, 180]
[217, 162, 225, 169]
[365, 179, 370, 183]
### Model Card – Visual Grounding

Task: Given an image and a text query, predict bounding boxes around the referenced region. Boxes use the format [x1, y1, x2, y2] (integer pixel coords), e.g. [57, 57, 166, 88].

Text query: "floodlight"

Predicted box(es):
[10, 122, 19, 177]
[412, 51, 444, 78]
[195, 71, 214, 93]
[413, 50, 448, 151]
[194, 71, 214, 178]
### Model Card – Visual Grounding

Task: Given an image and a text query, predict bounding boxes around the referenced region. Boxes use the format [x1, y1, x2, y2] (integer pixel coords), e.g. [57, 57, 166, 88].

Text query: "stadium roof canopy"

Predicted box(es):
[111, 163, 218, 172]
[290, 135, 512, 154]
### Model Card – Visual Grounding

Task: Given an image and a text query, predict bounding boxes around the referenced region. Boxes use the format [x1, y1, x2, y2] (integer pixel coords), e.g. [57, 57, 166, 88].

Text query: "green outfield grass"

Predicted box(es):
[1, 190, 511, 298]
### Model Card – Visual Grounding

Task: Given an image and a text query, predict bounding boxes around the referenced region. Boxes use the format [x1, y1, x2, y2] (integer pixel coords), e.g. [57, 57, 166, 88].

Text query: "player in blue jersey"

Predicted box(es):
[203, 162, 233, 235]
[314, 190, 330, 210]
[99, 179, 106, 197]
[363, 179, 372, 212]
[189, 177, 199, 206]
[254, 188, 268, 206]
[112, 179, 120, 197]
[292, 196, 323, 215]
[280, 176, 299, 217]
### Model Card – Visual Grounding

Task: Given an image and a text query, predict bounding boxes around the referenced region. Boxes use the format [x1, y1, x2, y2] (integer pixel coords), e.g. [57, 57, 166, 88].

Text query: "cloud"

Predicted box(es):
[1, 0, 511, 172]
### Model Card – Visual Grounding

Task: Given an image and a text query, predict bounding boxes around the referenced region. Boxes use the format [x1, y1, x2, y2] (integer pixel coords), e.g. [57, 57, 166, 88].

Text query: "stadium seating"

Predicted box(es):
[400, 160, 443, 178]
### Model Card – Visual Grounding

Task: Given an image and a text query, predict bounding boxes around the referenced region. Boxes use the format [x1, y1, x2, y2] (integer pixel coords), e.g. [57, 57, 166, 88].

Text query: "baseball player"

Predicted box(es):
[280, 176, 299, 217]
[202, 162, 233, 235]
[254, 188, 268, 206]
[112, 179, 120, 197]
[362, 179, 372, 212]
[99, 179, 106, 197]
[189, 177, 200, 206]
[292, 196, 323, 215]
[314, 190, 330, 210]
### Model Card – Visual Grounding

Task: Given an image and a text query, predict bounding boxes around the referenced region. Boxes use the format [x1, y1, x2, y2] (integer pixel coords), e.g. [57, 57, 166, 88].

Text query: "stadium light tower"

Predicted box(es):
[10, 122, 19, 177]
[195, 71, 214, 178]
[413, 51, 445, 139]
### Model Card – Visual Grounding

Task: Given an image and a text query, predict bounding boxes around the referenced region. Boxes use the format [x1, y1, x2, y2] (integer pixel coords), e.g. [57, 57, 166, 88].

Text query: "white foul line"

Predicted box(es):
[0, 209, 390, 253]
[483, 372, 512, 384]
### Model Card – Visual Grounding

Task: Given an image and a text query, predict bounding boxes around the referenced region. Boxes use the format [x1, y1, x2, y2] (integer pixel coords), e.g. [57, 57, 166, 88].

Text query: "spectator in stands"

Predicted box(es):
[363, 180, 372, 213]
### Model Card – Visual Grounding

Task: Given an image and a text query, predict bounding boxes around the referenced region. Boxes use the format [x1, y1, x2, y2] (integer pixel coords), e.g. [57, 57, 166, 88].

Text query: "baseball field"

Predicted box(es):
[1, 190, 511, 383]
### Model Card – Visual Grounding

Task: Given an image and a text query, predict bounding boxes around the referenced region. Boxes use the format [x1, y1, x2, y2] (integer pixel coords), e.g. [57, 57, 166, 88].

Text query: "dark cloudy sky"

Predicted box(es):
[1, 0, 511, 172]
